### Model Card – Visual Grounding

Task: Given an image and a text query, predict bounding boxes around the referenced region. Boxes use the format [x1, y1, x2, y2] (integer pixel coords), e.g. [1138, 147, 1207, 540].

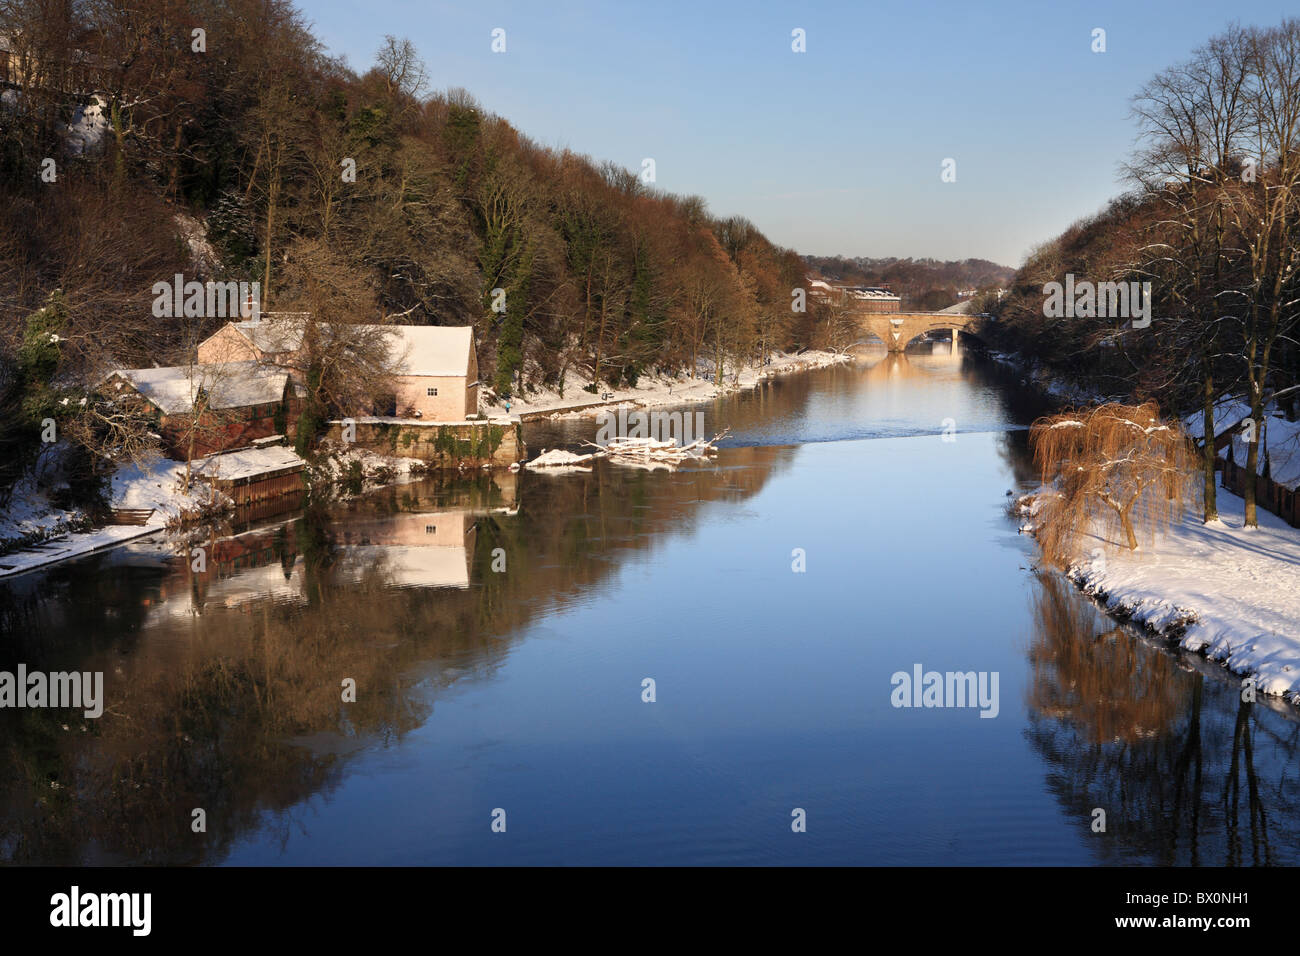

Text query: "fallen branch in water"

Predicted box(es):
[580, 429, 729, 467]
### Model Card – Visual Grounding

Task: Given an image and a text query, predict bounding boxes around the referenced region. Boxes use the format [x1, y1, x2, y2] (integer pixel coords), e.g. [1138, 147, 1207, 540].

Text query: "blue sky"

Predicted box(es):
[302, 0, 1298, 268]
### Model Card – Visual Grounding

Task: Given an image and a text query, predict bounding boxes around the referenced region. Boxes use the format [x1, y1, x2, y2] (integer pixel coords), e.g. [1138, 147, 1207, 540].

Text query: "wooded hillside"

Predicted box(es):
[0, 0, 825, 402]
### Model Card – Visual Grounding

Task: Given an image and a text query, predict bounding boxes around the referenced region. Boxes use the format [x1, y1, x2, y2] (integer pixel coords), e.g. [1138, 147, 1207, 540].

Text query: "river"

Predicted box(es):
[1, 345, 1296, 865]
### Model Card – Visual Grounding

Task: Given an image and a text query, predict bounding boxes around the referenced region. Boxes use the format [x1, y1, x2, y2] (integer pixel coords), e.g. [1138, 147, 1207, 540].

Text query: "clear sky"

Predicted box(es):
[301, 0, 1298, 268]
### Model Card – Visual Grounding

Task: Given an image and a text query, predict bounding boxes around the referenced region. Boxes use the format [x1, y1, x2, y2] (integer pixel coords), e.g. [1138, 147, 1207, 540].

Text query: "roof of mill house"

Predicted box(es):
[1219, 416, 1300, 491]
[221, 318, 475, 376]
[109, 361, 290, 415]
[222, 314, 312, 355]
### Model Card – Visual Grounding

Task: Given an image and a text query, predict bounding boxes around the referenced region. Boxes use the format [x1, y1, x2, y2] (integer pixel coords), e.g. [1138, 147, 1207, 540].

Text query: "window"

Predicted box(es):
[426, 387, 438, 397]
[425, 525, 436, 535]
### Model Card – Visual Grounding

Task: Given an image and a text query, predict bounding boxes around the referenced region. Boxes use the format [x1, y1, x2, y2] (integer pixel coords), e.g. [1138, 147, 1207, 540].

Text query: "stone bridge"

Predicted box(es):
[852, 311, 988, 352]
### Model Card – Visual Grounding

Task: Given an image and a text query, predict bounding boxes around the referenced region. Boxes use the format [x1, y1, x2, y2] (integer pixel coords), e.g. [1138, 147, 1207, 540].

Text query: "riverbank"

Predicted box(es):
[0, 452, 227, 579]
[987, 349, 1110, 406]
[494, 349, 852, 420]
[1028, 487, 1300, 705]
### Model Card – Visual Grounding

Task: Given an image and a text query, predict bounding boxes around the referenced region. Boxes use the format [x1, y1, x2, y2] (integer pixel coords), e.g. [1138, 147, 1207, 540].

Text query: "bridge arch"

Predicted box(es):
[851, 312, 988, 353]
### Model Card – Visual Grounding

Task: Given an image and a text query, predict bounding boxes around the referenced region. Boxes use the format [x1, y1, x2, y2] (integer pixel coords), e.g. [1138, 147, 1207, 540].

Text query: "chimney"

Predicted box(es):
[242, 290, 260, 325]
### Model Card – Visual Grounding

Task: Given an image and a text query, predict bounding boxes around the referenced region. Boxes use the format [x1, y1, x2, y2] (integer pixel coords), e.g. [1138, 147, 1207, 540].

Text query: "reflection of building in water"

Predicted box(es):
[144, 503, 488, 627]
[150, 523, 306, 620]
[331, 511, 477, 590]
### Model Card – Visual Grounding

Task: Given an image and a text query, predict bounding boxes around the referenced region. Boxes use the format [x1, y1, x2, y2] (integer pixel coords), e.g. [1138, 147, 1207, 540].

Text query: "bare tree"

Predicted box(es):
[277, 237, 400, 418]
[1030, 402, 1194, 564]
[1129, 24, 1251, 522]
[373, 35, 428, 105]
[1227, 20, 1300, 527]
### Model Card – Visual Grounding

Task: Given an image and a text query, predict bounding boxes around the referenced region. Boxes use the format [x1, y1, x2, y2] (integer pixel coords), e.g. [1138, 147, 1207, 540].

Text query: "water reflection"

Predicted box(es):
[0, 348, 1295, 865]
[0, 453, 797, 864]
[526, 346, 1054, 454]
[1026, 572, 1300, 865]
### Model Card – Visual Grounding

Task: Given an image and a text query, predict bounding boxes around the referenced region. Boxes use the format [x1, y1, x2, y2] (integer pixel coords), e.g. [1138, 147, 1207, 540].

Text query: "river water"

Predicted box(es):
[1, 346, 1296, 865]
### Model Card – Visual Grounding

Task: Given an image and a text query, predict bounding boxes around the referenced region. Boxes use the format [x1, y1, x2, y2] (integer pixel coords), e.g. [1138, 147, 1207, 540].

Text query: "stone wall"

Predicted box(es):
[323, 419, 524, 470]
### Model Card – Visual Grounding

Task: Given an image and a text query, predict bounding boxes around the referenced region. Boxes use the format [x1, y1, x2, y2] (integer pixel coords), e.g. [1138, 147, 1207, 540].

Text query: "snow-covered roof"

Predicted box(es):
[221, 318, 474, 377]
[1183, 396, 1255, 442]
[383, 325, 474, 377]
[227, 314, 310, 355]
[191, 445, 305, 481]
[1220, 416, 1300, 491]
[110, 361, 289, 414]
[847, 288, 900, 301]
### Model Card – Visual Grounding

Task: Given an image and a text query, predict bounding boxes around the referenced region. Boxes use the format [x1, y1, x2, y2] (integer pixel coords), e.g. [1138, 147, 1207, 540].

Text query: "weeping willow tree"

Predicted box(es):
[1029, 402, 1194, 564]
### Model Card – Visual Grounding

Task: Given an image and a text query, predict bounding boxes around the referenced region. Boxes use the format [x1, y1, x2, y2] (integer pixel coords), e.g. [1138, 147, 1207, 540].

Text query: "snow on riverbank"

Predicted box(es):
[496, 349, 851, 419]
[110, 452, 233, 522]
[1, 452, 233, 578]
[312, 441, 428, 484]
[1062, 488, 1300, 705]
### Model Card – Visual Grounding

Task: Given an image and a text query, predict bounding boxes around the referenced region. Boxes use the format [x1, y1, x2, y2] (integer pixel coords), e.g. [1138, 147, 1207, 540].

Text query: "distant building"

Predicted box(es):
[0, 31, 109, 95]
[844, 287, 901, 313]
[191, 445, 307, 509]
[198, 316, 480, 421]
[804, 277, 900, 312]
[197, 313, 310, 368]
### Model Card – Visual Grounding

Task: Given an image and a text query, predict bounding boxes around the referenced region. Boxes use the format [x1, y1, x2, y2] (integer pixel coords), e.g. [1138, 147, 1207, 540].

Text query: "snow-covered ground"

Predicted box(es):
[0, 451, 232, 579]
[110, 451, 233, 521]
[495, 349, 851, 419]
[64, 95, 109, 155]
[312, 441, 428, 484]
[1061, 488, 1300, 705]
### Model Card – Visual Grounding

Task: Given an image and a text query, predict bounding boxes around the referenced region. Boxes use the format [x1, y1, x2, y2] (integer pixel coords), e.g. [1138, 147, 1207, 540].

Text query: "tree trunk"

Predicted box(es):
[184, 425, 195, 492]
[1244, 408, 1261, 528]
[263, 172, 278, 302]
[1201, 367, 1218, 522]
[593, 298, 607, 386]
[110, 98, 127, 190]
[1121, 508, 1138, 550]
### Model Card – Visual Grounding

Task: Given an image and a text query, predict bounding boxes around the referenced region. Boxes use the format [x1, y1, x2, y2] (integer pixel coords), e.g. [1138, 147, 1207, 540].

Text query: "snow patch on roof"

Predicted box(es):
[1183, 396, 1255, 442]
[111, 361, 288, 414]
[1219, 415, 1300, 490]
[222, 318, 473, 376]
[191, 445, 305, 482]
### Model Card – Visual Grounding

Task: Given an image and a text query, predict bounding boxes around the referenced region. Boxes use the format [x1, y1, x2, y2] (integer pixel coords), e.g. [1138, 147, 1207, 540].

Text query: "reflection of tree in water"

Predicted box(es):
[0, 456, 790, 864]
[1025, 571, 1300, 865]
[994, 429, 1039, 490]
